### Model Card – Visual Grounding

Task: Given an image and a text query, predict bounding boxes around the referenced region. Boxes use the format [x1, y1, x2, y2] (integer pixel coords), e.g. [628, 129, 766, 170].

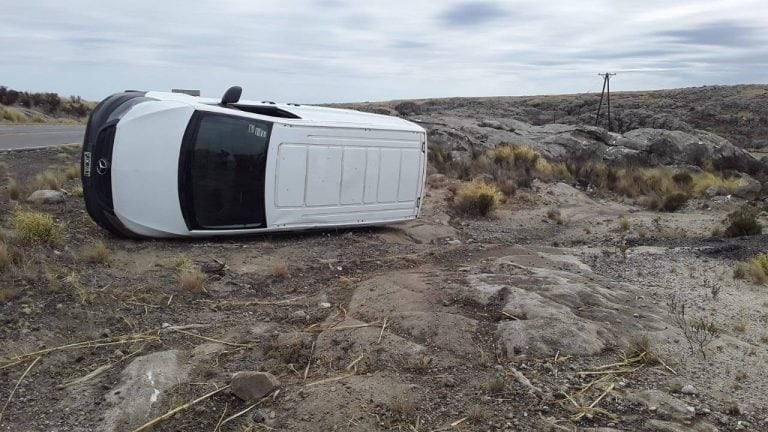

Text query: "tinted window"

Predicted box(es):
[182, 113, 271, 229]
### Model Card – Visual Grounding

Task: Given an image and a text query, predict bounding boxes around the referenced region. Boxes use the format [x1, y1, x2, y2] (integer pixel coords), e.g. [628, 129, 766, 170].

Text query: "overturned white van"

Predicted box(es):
[81, 87, 427, 238]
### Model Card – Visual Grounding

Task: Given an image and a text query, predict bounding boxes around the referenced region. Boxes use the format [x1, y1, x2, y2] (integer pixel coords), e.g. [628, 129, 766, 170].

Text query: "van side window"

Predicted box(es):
[180, 113, 272, 229]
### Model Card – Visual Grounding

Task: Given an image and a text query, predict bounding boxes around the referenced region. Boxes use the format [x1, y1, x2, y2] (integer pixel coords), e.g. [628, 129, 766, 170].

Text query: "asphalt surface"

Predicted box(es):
[0, 124, 85, 150]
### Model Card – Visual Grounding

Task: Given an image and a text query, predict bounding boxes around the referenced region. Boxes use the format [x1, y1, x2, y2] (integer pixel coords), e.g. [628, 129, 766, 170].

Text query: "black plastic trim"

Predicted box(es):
[81, 91, 149, 237]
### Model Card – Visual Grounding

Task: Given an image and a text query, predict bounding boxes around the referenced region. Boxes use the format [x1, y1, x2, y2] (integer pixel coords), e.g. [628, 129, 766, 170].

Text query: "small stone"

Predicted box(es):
[27, 189, 65, 204]
[447, 239, 462, 246]
[292, 310, 308, 320]
[318, 302, 331, 309]
[162, 323, 172, 328]
[251, 409, 266, 423]
[681, 385, 698, 395]
[686, 406, 696, 416]
[231, 372, 280, 401]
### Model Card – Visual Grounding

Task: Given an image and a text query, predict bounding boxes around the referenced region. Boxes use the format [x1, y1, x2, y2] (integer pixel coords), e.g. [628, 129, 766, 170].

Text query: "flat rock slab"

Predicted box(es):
[314, 317, 426, 370]
[102, 350, 190, 432]
[466, 248, 667, 357]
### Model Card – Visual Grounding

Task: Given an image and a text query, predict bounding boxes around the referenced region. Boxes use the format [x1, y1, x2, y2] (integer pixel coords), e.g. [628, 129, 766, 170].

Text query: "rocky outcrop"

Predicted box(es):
[417, 113, 763, 174]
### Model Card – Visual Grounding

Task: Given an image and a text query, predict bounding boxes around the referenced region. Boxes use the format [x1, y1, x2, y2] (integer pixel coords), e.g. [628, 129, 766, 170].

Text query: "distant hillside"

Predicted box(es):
[0, 86, 93, 124]
[342, 84, 768, 149]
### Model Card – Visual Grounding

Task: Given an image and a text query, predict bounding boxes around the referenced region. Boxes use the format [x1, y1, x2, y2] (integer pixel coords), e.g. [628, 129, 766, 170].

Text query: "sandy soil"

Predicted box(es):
[1, 146, 767, 432]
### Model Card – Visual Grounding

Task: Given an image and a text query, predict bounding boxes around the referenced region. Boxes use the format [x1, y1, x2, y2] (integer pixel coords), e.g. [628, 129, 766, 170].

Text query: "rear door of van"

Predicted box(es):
[265, 125, 426, 228]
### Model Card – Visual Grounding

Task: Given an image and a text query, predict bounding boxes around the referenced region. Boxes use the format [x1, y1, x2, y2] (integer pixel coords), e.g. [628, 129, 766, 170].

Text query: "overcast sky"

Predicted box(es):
[1, 0, 767, 103]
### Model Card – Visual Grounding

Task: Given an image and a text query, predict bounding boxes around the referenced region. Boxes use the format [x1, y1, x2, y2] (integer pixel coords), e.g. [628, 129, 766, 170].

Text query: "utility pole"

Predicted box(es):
[595, 72, 616, 131]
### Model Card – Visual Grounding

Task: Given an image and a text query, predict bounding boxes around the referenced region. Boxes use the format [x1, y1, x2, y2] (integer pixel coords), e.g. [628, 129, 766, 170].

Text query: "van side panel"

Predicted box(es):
[265, 125, 425, 228]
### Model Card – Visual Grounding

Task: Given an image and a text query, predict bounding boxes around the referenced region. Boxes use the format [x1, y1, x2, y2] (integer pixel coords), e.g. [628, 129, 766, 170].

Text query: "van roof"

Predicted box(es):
[144, 91, 424, 133]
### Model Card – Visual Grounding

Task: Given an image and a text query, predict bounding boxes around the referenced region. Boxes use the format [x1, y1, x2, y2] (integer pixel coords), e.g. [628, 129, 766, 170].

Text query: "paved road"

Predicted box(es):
[0, 124, 85, 150]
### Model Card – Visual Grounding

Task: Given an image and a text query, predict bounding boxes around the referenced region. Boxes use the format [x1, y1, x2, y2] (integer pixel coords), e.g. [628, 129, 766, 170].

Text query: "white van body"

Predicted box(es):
[82, 90, 427, 238]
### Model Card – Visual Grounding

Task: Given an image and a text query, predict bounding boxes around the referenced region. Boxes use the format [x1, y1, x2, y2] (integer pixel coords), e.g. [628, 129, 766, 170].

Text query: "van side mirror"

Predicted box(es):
[221, 86, 242, 105]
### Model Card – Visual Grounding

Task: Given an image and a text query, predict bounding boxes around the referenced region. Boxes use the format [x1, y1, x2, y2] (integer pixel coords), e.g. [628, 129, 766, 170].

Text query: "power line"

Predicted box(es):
[595, 72, 616, 132]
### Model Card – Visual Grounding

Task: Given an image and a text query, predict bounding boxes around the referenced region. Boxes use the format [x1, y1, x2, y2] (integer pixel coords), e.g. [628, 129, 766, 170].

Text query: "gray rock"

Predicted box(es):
[681, 384, 699, 395]
[732, 180, 762, 200]
[231, 371, 280, 401]
[27, 189, 65, 204]
[706, 185, 727, 197]
[102, 350, 190, 432]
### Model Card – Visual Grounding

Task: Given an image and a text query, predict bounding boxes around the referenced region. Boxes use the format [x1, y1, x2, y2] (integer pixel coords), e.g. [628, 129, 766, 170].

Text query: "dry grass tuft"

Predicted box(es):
[11, 210, 62, 244]
[0, 287, 20, 303]
[741, 253, 768, 284]
[724, 205, 762, 237]
[179, 267, 206, 293]
[81, 240, 110, 264]
[661, 192, 689, 212]
[626, 333, 664, 365]
[71, 185, 83, 197]
[338, 276, 353, 288]
[272, 261, 290, 279]
[388, 394, 416, 417]
[0, 242, 8, 272]
[547, 208, 564, 225]
[617, 216, 630, 232]
[7, 177, 21, 201]
[452, 181, 503, 217]
[63, 164, 80, 180]
[34, 170, 62, 190]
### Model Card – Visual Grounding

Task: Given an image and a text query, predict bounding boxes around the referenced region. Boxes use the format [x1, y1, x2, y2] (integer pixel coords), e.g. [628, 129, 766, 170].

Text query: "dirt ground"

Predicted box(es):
[1, 146, 768, 432]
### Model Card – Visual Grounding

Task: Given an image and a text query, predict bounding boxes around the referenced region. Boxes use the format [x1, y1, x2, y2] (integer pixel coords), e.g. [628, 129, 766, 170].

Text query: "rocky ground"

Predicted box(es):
[1, 144, 768, 431]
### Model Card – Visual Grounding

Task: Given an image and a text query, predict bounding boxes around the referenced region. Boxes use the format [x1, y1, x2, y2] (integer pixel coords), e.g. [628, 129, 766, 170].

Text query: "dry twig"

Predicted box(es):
[0, 356, 40, 423]
[130, 385, 230, 432]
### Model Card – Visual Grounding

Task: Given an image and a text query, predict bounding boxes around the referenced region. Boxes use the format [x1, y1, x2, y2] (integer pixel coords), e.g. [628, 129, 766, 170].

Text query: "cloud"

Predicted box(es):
[0, 1, 767, 102]
[660, 21, 762, 47]
[437, 1, 509, 27]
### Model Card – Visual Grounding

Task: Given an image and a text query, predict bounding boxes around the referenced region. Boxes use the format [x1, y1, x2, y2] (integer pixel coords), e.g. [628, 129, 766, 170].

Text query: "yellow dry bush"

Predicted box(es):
[691, 172, 749, 195]
[511, 146, 540, 167]
[81, 240, 110, 263]
[64, 164, 80, 180]
[0, 106, 28, 123]
[34, 170, 62, 190]
[492, 145, 515, 165]
[7, 177, 21, 200]
[12, 210, 62, 244]
[747, 254, 768, 284]
[452, 181, 503, 216]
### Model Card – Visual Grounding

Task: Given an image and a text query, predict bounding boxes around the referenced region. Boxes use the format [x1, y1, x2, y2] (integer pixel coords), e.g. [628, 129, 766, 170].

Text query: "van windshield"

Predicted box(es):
[180, 113, 272, 229]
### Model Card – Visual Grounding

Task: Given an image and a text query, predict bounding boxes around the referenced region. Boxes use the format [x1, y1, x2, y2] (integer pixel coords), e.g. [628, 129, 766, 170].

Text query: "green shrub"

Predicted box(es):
[724, 205, 762, 237]
[661, 192, 689, 212]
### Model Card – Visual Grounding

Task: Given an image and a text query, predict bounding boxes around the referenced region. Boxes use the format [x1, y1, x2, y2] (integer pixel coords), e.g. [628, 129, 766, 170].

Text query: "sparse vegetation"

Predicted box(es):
[617, 216, 630, 232]
[451, 181, 503, 216]
[81, 240, 110, 264]
[272, 261, 290, 279]
[547, 208, 564, 225]
[7, 177, 21, 200]
[11, 210, 62, 244]
[626, 333, 664, 365]
[179, 266, 206, 293]
[661, 192, 689, 212]
[668, 295, 720, 359]
[34, 170, 62, 190]
[735, 253, 768, 284]
[0, 241, 9, 272]
[388, 394, 416, 417]
[63, 164, 80, 180]
[724, 205, 762, 237]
